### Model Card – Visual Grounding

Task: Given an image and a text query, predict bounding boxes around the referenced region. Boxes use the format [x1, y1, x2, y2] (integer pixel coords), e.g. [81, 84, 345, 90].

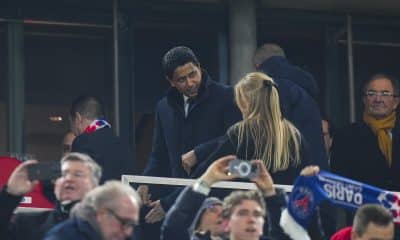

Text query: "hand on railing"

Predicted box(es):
[137, 185, 151, 205]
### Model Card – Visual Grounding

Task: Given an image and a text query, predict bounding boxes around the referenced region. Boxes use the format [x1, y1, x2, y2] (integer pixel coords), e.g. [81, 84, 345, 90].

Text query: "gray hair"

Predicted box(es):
[61, 152, 102, 186]
[71, 181, 141, 221]
[253, 43, 286, 67]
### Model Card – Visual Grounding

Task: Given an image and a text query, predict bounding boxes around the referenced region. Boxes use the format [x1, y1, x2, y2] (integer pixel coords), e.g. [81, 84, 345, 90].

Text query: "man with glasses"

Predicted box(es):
[0, 152, 101, 240]
[44, 181, 141, 240]
[331, 74, 400, 191]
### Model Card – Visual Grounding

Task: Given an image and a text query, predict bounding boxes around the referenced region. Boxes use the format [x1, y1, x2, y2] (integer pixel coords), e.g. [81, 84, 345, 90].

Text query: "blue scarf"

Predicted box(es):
[288, 171, 400, 228]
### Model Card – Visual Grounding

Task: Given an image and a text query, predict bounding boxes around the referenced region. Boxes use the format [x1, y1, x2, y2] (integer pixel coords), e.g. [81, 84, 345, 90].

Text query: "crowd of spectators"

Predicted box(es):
[1, 44, 400, 240]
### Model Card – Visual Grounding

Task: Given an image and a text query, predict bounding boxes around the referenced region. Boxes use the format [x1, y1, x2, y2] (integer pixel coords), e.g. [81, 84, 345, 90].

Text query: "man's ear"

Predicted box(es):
[167, 76, 175, 87]
[362, 96, 367, 106]
[223, 219, 230, 233]
[393, 97, 400, 110]
[96, 207, 108, 222]
[75, 112, 82, 123]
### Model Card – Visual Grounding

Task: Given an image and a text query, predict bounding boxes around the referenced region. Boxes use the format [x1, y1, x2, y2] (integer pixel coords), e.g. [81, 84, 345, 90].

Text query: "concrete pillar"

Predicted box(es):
[113, 6, 134, 145]
[228, 0, 257, 84]
[113, 0, 136, 171]
[7, 21, 25, 154]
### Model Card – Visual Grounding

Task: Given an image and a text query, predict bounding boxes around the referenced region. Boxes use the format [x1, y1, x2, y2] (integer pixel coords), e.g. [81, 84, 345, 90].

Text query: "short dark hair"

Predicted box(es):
[363, 73, 400, 96]
[162, 46, 200, 79]
[222, 190, 266, 218]
[353, 204, 393, 237]
[70, 96, 104, 120]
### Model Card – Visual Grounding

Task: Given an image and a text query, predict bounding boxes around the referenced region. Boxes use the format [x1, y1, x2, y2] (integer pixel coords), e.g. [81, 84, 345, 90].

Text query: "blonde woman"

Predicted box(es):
[192, 72, 308, 184]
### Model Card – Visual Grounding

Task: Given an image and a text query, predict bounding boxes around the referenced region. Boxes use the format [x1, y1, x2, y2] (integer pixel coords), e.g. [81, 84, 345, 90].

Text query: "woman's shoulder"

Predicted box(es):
[227, 122, 241, 136]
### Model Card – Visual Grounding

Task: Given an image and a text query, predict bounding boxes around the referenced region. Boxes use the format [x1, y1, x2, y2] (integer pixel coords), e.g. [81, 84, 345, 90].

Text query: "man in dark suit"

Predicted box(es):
[0, 152, 101, 240]
[138, 46, 241, 227]
[44, 181, 141, 240]
[70, 96, 135, 182]
[253, 43, 328, 170]
[331, 74, 400, 190]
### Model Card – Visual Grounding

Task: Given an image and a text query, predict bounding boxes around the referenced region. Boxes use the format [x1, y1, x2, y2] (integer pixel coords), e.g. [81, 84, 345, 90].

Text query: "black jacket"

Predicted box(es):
[259, 57, 328, 170]
[259, 56, 319, 99]
[0, 187, 75, 240]
[72, 127, 136, 182]
[331, 120, 400, 191]
[161, 186, 290, 240]
[143, 72, 241, 179]
[192, 125, 309, 185]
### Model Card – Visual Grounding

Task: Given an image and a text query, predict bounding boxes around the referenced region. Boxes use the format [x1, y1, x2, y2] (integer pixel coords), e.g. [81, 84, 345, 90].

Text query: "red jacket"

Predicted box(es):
[330, 226, 352, 240]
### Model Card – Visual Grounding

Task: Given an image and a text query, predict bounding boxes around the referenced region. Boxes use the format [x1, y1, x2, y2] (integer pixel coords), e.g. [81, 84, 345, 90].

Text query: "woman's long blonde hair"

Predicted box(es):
[232, 72, 301, 172]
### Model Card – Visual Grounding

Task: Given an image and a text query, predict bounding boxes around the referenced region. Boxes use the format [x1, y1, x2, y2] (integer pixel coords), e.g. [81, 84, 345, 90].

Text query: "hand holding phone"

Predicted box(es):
[228, 159, 259, 179]
[27, 162, 61, 181]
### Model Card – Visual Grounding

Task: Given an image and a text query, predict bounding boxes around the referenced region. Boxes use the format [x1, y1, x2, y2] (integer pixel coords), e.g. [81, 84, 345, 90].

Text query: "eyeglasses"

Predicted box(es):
[365, 90, 397, 98]
[106, 208, 139, 230]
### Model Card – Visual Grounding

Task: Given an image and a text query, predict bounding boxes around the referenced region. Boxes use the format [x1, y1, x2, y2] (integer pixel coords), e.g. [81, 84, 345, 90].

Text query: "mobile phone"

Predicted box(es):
[228, 159, 259, 179]
[27, 162, 61, 181]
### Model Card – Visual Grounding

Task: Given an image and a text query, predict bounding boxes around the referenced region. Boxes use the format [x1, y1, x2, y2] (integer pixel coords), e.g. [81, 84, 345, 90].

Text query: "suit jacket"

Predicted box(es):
[143, 72, 241, 179]
[72, 127, 135, 182]
[331, 120, 400, 190]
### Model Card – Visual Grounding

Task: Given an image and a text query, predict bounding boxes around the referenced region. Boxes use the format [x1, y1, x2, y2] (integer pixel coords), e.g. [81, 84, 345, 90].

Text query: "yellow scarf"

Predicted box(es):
[363, 111, 396, 166]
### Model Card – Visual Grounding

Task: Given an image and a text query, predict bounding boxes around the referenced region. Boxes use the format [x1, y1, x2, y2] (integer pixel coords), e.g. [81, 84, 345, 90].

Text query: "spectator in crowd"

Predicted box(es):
[162, 155, 290, 240]
[43, 131, 77, 202]
[253, 43, 328, 170]
[0, 152, 101, 240]
[330, 204, 394, 240]
[138, 46, 241, 224]
[70, 96, 135, 182]
[192, 72, 306, 185]
[62, 131, 76, 156]
[44, 181, 141, 240]
[321, 115, 335, 161]
[331, 74, 400, 190]
[188, 197, 224, 240]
